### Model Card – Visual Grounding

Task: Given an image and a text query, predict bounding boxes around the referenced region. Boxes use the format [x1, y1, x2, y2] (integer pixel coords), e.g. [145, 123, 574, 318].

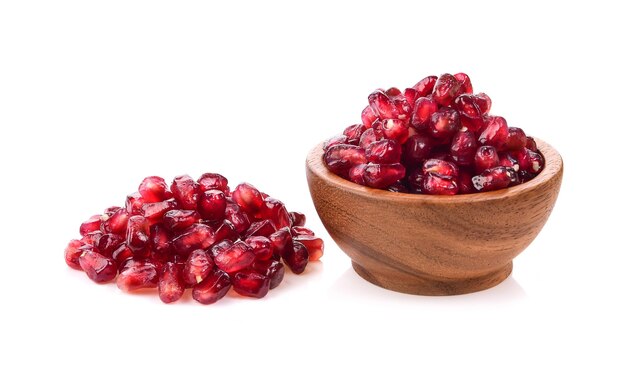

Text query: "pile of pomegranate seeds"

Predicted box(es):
[64, 173, 324, 304]
[323, 73, 545, 194]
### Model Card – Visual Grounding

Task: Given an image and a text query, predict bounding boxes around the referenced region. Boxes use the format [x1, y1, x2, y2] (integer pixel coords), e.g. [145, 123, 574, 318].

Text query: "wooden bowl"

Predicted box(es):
[306, 138, 563, 295]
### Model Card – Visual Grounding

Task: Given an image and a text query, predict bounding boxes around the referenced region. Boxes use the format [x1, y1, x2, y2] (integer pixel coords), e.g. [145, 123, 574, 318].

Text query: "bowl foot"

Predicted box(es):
[351, 261, 513, 296]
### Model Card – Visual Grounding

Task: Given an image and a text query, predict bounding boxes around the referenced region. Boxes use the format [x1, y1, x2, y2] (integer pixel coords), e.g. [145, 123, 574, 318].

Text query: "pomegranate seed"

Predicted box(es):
[454, 72, 473, 94]
[499, 152, 520, 172]
[348, 164, 367, 185]
[197, 173, 229, 193]
[457, 169, 476, 194]
[138, 176, 170, 203]
[198, 190, 227, 221]
[402, 134, 433, 167]
[111, 243, 134, 266]
[373, 118, 410, 144]
[148, 223, 171, 255]
[323, 144, 367, 177]
[343, 124, 366, 145]
[422, 159, 459, 178]
[171, 223, 216, 257]
[363, 163, 406, 189]
[506, 127, 527, 150]
[192, 269, 231, 305]
[358, 128, 377, 148]
[158, 262, 184, 304]
[323, 134, 348, 151]
[412, 75, 437, 97]
[474, 145, 500, 173]
[126, 216, 149, 254]
[232, 183, 264, 213]
[410, 97, 438, 132]
[403, 88, 418, 107]
[368, 89, 398, 119]
[406, 169, 424, 193]
[474, 92, 492, 114]
[387, 182, 408, 193]
[125, 192, 145, 215]
[245, 219, 276, 238]
[255, 197, 290, 229]
[233, 270, 270, 298]
[361, 105, 378, 128]
[79, 251, 118, 283]
[282, 241, 309, 274]
[94, 233, 123, 258]
[429, 107, 460, 139]
[472, 166, 518, 192]
[65, 240, 90, 270]
[182, 249, 214, 286]
[450, 130, 478, 166]
[291, 226, 315, 236]
[422, 173, 458, 195]
[268, 227, 293, 257]
[212, 241, 255, 274]
[525, 136, 538, 152]
[214, 219, 239, 242]
[454, 94, 484, 132]
[80, 215, 102, 236]
[101, 208, 129, 235]
[81, 230, 103, 246]
[142, 199, 178, 224]
[116, 260, 158, 291]
[365, 139, 402, 164]
[162, 209, 200, 232]
[253, 260, 285, 289]
[432, 73, 461, 106]
[289, 212, 306, 227]
[294, 236, 324, 261]
[527, 150, 545, 174]
[224, 203, 251, 234]
[171, 175, 199, 210]
[245, 236, 274, 261]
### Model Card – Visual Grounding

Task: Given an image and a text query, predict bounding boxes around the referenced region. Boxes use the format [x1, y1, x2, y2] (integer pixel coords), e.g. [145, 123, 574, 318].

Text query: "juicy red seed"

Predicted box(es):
[365, 139, 402, 164]
[171, 223, 216, 257]
[363, 163, 406, 189]
[385, 87, 402, 97]
[499, 152, 520, 171]
[253, 260, 285, 289]
[79, 251, 118, 283]
[422, 159, 459, 178]
[402, 134, 433, 167]
[282, 241, 309, 274]
[125, 192, 145, 215]
[525, 136, 538, 152]
[232, 183, 264, 213]
[527, 150, 545, 174]
[163, 209, 200, 232]
[158, 262, 184, 304]
[198, 190, 227, 221]
[142, 199, 178, 224]
[373, 118, 410, 144]
[192, 269, 231, 305]
[182, 249, 214, 286]
[254, 197, 290, 230]
[450, 130, 478, 166]
[81, 230, 103, 246]
[245, 219, 276, 238]
[245, 236, 273, 261]
[348, 164, 367, 185]
[268, 227, 293, 257]
[291, 226, 315, 236]
[403, 88, 418, 107]
[80, 215, 102, 236]
[343, 124, 366, 145]
[454, 94, 484, 132]
[289, 212, 306, 227]
[197, 173, 229, 193]
[323, 134, 348, 151]
[294, 236, 324, 261]
[478, 116, 509, 150]
[361, 105, 379, 129]
[323, 144, 367, 177]
[149, 223, 171, 255]
[65, 240, 90, 270]
[359, 128, 377, 148]
[429, 107, 461, 139]
[454, 72, 473, 94]
[214, 219, 238, 242]
[104, 206, 121, 216]
[422, 173, 459, 195]
[101, 208, 129, 235]
[406, 169, 424, 193]
[138, 176, 170, 203]
[475, 146, 500, 173]
[474, 93, 492, 114]
[458, 170, 476, 194]
[432, 73, 462, 106]
[412, 75, 437, 97]
[111, 243, 134, 265]
[171, 175, 199, 210]
[233, 270, 270, 299]
[116, 261, 158, 291]
[368, 89, 398, 119]
[410, 97, 438, 132]
[126, 216, 149, 254]
[510, 149, 532, 172]
[387, 182, 408, 193]
[506, 127, 527, 150]
[94, 233, 123, 258]
[225, 205, 251, 234]
[472, 166, 517, 192]
[212, 241, 255, 274]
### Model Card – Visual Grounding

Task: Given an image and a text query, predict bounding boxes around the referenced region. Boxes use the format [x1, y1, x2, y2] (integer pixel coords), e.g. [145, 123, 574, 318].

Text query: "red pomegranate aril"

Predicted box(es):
[403, 88, 418, 107]
[475, 145, 500, 173]
[268, 227, 293, 257]
[474, 92, 492, 114]
[142, 199, 178, 224]
[422, 173, 459, 195]
[291, 226, 315, 237]
[111, 243, 134, 266]
[162, 209, 200, 232]
[527, 150, 545, 174]
[406, 169, 424, 193]
[289, 212, 306, 227]
[294, 236, 324, 261]
[192, 269, 231, 304]
[197, 173, 229, 194]
[158, 262, 184, 304]
[525, 136, 538, 152]
[361, 105, 378, 129]
[80, 215, 102, 236]
[126, 216, 149, 254]
[148, 223, 171, 255]
[510, 148, 532, 171]
[429, 107, 461, 139]
[182, 249, 214, 286]
[410, 97, 438, 133]
[214, 219, 239, 242]
[282, 241, 309, 274]
[499, 152, 520, 171]
[365, 139, 402, 164]
[224, 203, 251, 234]
[245, 236, 273, 261]
[81, 230, 102, 246]
[472, 166, 517, 192]
[458, 169, 475, 194]
[450, 130, 478, 166]
[323, 134, 348, 151]
[368, 89, 398, 119]
[171, 175, 199, 210]
[125, 192, 145, 215]
[94, 233, 123, 258]
[358, 128, 377, 148]
[454, 73, 473, 94]
[506, 127, 527, 150]
[454, 94, 484, 132]
[412, 75, 437, 97]
[363, 163, 406, 189]
[479, 116, 509, 150]
[233, 270, 270, 299]
[402, 134, 433, 167]
[253, 260, 285, 289]
[212, 241, 255, 274]
[348, 164, 367, 185]
[116, 260, 158, 291]
[432, 73, 462, 106]
[101, 208, 129, 235]
[138, 176, 170, 203]
[232, 183, 265, 214]
[373, 118, 410, 144]
[198, 190, 227, 221]
[255, 197, 290, 229]
[65, 240, 90, 270]
[323, 144, 367, 177]
[171, 223, 216, 257]
[245, 219, 276, 238]
[343, 124, 366, 145]
[79, 251, 118, 283]
[422, 159, 459, 178]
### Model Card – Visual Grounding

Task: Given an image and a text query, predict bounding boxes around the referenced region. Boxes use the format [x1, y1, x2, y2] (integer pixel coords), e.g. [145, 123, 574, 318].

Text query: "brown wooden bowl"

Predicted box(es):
[306, 138, 563, 295]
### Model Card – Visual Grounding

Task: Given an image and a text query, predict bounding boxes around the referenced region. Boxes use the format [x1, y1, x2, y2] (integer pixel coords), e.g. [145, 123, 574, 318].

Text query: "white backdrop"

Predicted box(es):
[1, 1, 624, 372]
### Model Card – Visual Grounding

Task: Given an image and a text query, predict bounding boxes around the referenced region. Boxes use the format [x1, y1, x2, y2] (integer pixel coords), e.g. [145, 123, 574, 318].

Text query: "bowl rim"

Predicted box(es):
[306, 137, 563, 204]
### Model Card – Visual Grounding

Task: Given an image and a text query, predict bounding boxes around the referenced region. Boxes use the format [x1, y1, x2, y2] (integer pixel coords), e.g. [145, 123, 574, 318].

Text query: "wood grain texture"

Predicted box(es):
[306, 138, 564, 295]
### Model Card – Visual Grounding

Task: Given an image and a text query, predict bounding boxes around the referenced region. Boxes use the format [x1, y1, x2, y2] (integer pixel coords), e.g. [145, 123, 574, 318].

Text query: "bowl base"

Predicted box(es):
[351, 261, 513, 296]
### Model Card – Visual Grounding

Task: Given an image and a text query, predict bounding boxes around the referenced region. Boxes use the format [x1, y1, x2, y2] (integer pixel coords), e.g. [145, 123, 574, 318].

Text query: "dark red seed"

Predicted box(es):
[454, 94, 484, 132]
[289, 212, 306, 227]
[412, 75, 437, 97]
[255, 197, 290, 230]
[197, 173, 229, 193]
[81, 230, 103, 246]
[80, 215, 102, 236]
[245, 236, 273, 261]
[233, 270, 270, 298]
[268, 227, 293, 257]
[171, 175, 199, 210]
[454, 72, 473, 94]
[368, 89, 398, 119]
[294, 236, 324, 261]
[141, 199, 178, 224]
[101, 208, 129, 235]
[162, 209, 200, 232]
[450, 130, 478, 166]
[527, 150, 545, 174]
[79, 251, 118, 283]
[499, 152, 520, 171]
[348, 164, 367, 185]
[245, 219, 276, 238]
[125, 192, 145, 215]
[148, 223, 171, 255]
[343, 124, 366, 145]
[406, 169, 424, 193]
[232, 183, 264, 213]
[323, 144, 367, 177]
[472, 166, 517, 192]
[323, 134, 348, 151]
[65, 240, 90, 270]
[361, 105, 378, 129]
[475, 145, 500, 173]
[212, 241, 255, 274]
[422, 173, 459, 195]
[291, 226, 315, 236]
[506, 127, 527, 150]
[358, 128, 377, 148]
[214, 219, 239, 242]
[373, 118, 410, 144]
[158, 262, 184, 304]
[116, 260, 158, 291]
[198, 190, 227, 221]
[525, 136, 538, 152]
[422, 159, 459, 178]
[126, 216, 149, 254]
[432, 73, 462, 106]
[253, 260, 285, 289]
[138, 176, 170, 203]
[403, 88, 418, 107]
[365, 139, 402, 164]
[402, 134, 433, 167]
[182, 249, 214, 286]
[111, 243, 134, 266]
[192, 269, 231, 305]
[363, 163, 406, 189]
[171, 223, 216, 257]
[458, 169, 476, 194]
[94, 233, 123, 258]
[387, 182, 408, 193]
[474, 92, 492, 114]
[429, 107, 461, 139]
[282, 241, 309, 274]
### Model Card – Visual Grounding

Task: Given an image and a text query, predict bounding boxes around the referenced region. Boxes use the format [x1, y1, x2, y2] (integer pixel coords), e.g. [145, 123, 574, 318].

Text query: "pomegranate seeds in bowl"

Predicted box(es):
[64, 173, 324, 305]
[322, 73, 545, 194]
